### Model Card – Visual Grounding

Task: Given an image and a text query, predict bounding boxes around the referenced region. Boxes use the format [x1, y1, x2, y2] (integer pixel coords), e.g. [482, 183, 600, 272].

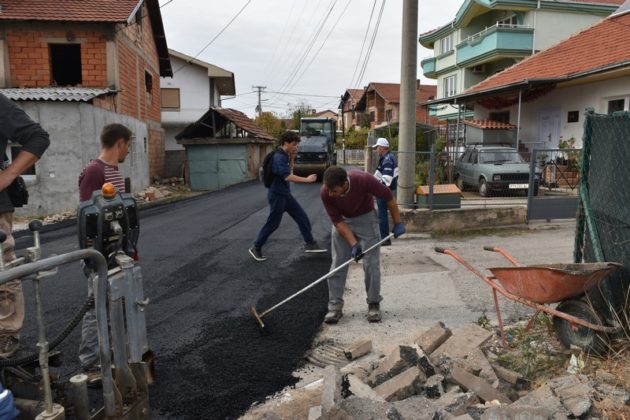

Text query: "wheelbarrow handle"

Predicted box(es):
[434, 247, 446, 254]
[483, 246, 496, 252]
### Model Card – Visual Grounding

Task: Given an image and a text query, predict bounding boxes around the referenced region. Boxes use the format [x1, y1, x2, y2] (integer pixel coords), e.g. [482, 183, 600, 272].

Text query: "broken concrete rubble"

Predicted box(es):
[415, 321, 452, 355]
[245, 321, 630, 419]
[373, 366, 425, 402]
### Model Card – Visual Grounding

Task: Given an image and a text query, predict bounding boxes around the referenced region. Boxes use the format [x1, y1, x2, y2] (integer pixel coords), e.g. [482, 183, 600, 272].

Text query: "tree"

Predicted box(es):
[254, 112, 283, 138]
[288, 102, 314, 129]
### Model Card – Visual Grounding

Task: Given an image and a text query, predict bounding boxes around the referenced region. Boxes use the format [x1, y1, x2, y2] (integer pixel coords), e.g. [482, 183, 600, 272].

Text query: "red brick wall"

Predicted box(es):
[115, 2, 161, 124]
[6, 25, 107, 88]
[147, 126, 165, 181]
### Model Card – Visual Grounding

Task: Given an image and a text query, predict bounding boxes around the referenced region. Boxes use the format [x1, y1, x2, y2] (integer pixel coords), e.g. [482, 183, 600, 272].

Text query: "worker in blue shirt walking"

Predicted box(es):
[372, 138, 398, 246]
[249, 131, 326, 261]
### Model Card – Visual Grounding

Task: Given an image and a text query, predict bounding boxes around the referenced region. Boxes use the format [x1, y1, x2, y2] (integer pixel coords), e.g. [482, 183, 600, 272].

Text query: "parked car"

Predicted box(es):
[454, 145, 539, 197]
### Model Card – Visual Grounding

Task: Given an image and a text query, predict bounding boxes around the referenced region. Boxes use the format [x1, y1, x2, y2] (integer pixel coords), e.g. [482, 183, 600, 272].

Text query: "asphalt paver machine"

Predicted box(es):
[0, 183, 151, 419]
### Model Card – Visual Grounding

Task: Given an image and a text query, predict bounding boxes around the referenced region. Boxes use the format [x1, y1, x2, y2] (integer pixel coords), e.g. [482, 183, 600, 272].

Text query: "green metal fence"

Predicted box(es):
[575, 110, 630, 327]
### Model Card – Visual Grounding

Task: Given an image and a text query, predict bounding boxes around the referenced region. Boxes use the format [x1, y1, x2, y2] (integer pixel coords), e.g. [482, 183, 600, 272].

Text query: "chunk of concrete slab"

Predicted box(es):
[434, 390, 479, 416]
[374, 366, 424, 402]
[368, 346, 421, 387]
[491, 363, 529, 390]
[451, 415, 474, 420]
[308, 405, 322, 420]
[513, 384, 569, 418]
[431, 324, 494, 361]
[424, 374, 446, 399]
[460, 348, 499, 387]
[415, 322, 452, 355]
[392, 395, 439, 420]
[339, 396, 400, 420]
[347, 374, 386, 403]
[450, 367, 511, 404]
[321, 366, 343, 414]
[344, 339, 372, 360]
[481, 406, 553, 420]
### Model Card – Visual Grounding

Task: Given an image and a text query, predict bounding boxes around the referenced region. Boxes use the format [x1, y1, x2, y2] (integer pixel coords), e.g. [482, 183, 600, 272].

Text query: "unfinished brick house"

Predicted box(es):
[0, 0, 172, 215]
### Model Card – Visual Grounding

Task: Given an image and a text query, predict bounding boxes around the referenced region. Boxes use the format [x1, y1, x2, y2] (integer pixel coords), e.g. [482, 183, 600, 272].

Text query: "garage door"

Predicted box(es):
[187, 144, 248, 191]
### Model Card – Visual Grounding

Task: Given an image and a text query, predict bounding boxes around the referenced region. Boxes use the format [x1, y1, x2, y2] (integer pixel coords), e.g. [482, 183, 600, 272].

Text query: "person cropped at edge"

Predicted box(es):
[372, 137, 398, 246]
[77, 123, 132, 384]
[320, 166, 405, 324]
[249, 131, 326, 261]
[0, 92, 50, 358]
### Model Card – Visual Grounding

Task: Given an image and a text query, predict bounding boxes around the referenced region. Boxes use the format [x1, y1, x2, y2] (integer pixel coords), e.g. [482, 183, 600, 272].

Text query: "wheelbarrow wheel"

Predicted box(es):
[553, 299, 608, 355]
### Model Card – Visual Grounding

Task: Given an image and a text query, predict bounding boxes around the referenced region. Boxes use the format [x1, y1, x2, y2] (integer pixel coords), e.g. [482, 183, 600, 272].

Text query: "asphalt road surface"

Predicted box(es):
[15, 180, 334, 419]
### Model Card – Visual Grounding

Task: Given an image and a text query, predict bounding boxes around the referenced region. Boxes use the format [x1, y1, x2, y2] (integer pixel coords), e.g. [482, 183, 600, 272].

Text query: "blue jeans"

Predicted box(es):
[376, 197, 390, 240]
[254, 191, 314, 248]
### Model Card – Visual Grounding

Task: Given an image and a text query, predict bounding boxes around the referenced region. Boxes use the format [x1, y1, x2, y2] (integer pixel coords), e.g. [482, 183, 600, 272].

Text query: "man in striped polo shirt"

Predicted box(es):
[79, 123, 131, 201]
[77, 123, 132, 384]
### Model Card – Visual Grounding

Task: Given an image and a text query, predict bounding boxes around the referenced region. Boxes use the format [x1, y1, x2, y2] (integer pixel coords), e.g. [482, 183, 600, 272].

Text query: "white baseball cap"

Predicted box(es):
[372, 138, 389, 148]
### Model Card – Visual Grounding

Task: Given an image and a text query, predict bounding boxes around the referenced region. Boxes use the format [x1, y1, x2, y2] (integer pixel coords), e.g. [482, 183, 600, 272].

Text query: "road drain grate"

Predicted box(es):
[305, 340, 348, 367]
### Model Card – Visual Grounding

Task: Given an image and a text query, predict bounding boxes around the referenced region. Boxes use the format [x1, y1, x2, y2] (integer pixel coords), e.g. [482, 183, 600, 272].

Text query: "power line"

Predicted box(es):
[260, 0, 298, 83]
[273, 0, 338, 99]
[266, 0, 325, 91]
[355, 0, 386, 88]
[286, 0, 353, 93]
[173, 0, 253, 74]
[349, 0, 377, 88]
[266, 90, 339, 98]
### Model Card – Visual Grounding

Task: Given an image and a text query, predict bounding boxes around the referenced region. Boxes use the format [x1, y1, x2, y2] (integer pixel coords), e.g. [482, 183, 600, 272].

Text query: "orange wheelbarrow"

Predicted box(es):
[435, 246, 622, 354]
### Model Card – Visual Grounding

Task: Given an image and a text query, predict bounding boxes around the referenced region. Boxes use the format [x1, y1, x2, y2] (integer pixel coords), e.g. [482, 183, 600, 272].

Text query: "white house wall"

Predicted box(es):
[161, 55, 212, 151]
[533, 11, 603, 51]
[15, 101, 149, 217]
[474, 77, 630, 149]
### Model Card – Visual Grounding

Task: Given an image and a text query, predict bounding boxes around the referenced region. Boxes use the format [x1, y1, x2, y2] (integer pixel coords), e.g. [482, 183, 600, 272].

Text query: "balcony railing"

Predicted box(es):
[456, 23, 533, 67]
[421, 56, 437, 78]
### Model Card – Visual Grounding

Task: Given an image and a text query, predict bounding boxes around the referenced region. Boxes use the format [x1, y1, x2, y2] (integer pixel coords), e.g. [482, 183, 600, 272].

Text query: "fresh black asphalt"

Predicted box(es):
[15, 180, 333, 419]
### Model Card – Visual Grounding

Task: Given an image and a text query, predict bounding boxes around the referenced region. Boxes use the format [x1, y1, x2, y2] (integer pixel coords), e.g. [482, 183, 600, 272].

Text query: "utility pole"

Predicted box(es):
[397, 0, 418, 208]
[252, 85, 266, 118]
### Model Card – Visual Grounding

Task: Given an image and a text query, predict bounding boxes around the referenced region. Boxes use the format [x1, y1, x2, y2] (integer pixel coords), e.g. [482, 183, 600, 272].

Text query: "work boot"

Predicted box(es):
[249, 247, 267, 262]
[381, 239, 392, 246]
[82, 364, 103, 388]
[304, 241, 327, 253]
[367, 303, 381, 323]
[0, 336, 19, 359]
[324, 309, 343, 324]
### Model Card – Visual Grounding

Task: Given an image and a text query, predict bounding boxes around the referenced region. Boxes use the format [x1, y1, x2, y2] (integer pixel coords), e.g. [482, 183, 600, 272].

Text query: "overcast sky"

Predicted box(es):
[160, 0, 462, 118]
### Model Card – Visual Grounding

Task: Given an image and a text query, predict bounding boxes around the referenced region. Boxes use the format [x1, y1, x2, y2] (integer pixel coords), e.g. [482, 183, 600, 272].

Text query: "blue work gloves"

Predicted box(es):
[351, 243, 363, 261]
[392, 223, 406, 238]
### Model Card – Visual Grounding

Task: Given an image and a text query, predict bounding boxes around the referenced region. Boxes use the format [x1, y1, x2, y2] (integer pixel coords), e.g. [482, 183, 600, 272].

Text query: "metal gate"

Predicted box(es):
[527, 147, 582, 221]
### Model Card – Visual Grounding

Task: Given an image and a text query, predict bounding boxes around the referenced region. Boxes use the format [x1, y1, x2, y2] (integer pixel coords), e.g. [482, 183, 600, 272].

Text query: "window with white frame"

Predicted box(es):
[498, 15, 518, 27]
[439, 34, 453, 55]
[443, 75, 457, 97]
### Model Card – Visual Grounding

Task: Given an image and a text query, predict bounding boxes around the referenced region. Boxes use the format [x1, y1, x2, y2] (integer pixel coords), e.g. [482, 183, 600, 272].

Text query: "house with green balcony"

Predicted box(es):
[419, 0, 623, 124]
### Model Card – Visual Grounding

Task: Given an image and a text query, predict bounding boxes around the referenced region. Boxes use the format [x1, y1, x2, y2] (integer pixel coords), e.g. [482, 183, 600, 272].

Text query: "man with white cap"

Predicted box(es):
[372, 137, 398, 246]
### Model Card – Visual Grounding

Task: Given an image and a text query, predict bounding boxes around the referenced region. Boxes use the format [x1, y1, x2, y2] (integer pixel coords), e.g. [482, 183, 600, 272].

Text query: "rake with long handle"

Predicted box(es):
[250, 234, 394, 330]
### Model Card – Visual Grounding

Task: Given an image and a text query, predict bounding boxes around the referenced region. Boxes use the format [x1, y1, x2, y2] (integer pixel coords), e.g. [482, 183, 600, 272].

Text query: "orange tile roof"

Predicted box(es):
[214, 108, 275, 140]
[346, 89, 363, 102]
[467, 11, 630, 93]
[464, 119, 517, 129]
[367, 82, 437, 104]
[417, 84, 437, 103]
[0, 0, 141, 22]
[369, 83, 400, 103]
